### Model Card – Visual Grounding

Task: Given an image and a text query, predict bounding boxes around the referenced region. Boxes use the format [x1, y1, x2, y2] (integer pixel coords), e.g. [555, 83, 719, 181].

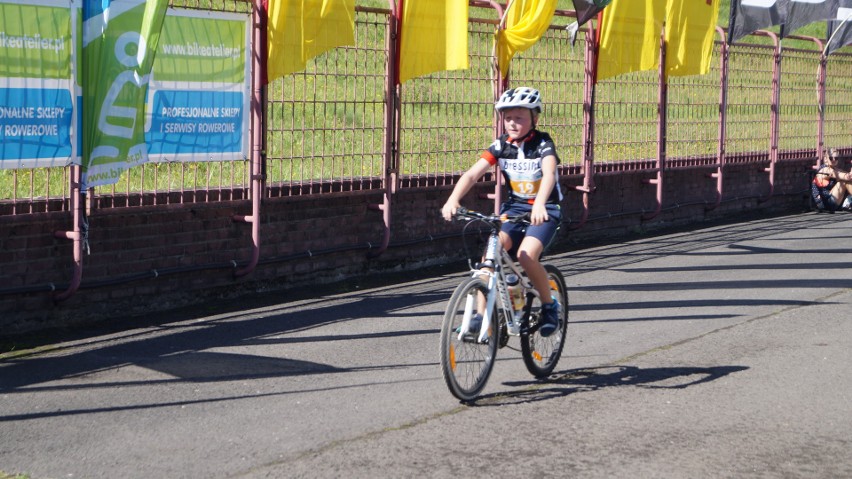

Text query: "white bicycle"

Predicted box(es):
[439, 207, 569, 402]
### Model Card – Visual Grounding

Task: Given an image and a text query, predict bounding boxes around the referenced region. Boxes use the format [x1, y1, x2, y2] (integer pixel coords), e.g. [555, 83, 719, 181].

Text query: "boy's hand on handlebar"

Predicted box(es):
[442, 201, 460, 221]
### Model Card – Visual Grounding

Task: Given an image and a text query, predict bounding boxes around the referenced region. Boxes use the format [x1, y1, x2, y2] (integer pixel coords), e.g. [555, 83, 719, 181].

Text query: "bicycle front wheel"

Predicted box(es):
[439, 276, 499, 402]
[521, 264, 569, 378]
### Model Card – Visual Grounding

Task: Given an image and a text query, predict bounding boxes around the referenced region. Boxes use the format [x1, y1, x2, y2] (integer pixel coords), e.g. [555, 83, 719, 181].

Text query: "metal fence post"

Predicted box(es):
[53, 165, 85, 302]
[811, 37, 828, 169]
[757, 31, 781, 203]
[234, 0, 267, 277]
[571, 16, 600, 230]
[707, 26, 729, 212]
[367, 0, 401, 259]
[643, 25, 667, 221]
[816, 52, 826, 169]
[491, 1, 507, 214]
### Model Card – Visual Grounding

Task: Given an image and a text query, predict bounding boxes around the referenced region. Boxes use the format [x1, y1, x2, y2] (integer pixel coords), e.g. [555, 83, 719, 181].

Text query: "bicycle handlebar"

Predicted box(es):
[452, 206, 530, 225]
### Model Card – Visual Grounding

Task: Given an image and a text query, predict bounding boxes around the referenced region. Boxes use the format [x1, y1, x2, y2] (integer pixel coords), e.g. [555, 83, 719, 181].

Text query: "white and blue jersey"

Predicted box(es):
[480, 130, 563, 205]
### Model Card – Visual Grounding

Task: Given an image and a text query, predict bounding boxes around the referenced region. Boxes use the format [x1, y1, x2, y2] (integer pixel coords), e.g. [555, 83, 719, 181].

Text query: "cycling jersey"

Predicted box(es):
[480, 130, 563, 205]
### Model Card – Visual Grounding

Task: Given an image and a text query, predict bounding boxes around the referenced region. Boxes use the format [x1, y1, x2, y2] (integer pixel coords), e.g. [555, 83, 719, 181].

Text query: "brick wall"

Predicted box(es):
[0, 159, 813, 335]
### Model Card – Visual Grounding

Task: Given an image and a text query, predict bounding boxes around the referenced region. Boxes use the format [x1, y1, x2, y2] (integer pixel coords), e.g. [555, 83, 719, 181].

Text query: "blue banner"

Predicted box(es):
[147, 90, 244, 158]
[0, 87, 73, 164]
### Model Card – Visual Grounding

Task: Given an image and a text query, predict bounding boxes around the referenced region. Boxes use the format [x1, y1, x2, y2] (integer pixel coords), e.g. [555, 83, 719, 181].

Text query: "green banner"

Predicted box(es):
[0, 0, 74, 168]
[0, 1, 70, 79]
[154, 13, 246, 84]
[81, 0, 167, 190]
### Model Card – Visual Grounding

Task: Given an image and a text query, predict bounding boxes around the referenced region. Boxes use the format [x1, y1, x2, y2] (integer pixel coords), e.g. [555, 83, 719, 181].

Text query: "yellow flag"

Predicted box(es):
[266, 0, 355, 82]
[597, 0, 665, 82]
[598, 0, 719, 82]
[496, 0, 557, 79]
[665, 0, 719, 77]
[399, 0, 469, 84]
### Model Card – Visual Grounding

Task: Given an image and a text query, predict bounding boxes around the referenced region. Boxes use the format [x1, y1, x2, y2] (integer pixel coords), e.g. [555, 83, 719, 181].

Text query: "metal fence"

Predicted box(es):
[724, 41, 776, 165]
[2, 2, 851, 215]
[824, 53, 852, 149]
[266, 6, 388, 196]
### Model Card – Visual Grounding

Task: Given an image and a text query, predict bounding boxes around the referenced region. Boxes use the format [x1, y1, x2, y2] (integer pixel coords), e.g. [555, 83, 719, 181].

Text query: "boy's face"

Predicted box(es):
[826, 151, 839, 166]
[502, 107, 535, 140]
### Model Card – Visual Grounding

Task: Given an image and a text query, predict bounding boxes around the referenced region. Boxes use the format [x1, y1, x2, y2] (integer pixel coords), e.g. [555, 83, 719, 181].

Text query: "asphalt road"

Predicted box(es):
[2, 212, 851, 479]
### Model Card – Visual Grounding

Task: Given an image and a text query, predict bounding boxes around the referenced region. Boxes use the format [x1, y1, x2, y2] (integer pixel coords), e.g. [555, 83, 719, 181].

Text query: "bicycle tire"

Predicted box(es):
[520, 264, 569, 378]
[439, 276, 499, 402]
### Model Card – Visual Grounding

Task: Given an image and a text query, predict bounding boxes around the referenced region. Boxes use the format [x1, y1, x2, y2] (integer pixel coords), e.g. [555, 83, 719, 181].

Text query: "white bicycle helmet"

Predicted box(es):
[495, 87, 542, 112]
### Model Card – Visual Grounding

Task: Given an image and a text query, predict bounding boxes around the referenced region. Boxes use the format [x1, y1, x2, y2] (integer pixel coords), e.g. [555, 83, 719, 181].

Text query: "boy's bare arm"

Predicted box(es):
[834, 169, 852, 182]
[816, 168, 852, 182]
[442, 158, 492, 220]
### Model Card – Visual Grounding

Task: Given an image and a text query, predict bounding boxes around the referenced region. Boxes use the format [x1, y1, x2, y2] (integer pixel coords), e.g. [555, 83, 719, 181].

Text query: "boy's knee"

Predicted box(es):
[517, 250, 539, 266]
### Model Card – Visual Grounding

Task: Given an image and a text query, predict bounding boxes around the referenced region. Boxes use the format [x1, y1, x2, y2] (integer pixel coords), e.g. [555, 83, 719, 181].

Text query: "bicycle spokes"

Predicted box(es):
[440, 277, 499, 401]
[520, 264, 568, 378]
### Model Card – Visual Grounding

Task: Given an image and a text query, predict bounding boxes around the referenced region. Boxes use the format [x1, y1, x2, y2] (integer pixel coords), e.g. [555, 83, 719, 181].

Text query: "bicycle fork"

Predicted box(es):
[457, 267, 522, 343]
[458, 235, 530, 343]
[456, 269, 498, 343]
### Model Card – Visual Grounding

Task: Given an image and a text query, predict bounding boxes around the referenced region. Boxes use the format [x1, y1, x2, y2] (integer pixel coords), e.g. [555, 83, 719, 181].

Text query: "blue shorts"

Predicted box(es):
[826, 194, 841, 211]
[499, 202, 562, 258]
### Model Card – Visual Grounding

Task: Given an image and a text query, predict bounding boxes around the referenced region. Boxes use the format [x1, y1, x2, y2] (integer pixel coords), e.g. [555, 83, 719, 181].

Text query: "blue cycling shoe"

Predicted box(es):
[456, 313, 483, 335]
[539, 298, 560, 337]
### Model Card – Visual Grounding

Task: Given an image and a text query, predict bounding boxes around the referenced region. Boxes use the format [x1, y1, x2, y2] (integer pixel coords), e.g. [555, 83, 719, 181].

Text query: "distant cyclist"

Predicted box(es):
[441, 86, 563, 337]
[812, 148, 852, 212]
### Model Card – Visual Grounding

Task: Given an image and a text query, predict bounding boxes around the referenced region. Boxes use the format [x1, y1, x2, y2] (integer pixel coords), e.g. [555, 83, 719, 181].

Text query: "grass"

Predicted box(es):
[1, 0, 848, 201]
[0, 472, 30, 479]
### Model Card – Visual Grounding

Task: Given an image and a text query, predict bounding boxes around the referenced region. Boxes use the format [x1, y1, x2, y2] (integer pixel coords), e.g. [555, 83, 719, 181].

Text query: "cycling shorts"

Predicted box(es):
[499, 202, 562, 258]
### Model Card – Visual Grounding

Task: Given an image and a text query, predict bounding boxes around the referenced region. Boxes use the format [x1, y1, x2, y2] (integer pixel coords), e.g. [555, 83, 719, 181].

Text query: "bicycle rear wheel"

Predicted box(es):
[439, 276, 499, 402]
[521, 264, 569, 378]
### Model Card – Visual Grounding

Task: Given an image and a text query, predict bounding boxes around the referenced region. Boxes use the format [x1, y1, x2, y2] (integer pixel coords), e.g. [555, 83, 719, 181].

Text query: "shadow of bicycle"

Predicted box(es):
[469, 364, 749, 406]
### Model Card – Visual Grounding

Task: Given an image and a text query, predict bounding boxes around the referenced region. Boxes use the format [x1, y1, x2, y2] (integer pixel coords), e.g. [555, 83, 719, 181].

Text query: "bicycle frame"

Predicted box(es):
[457, 220, 541, 344]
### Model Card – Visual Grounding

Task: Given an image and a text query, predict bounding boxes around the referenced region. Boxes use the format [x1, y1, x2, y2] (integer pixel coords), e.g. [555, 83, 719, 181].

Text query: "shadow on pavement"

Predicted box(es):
[0, 287, 444, 392]
[473, 365, 748, 406]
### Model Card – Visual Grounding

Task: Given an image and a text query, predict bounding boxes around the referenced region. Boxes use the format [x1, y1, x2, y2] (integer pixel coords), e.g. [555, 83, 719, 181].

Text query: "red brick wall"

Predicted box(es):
[0, 159, 813, 335]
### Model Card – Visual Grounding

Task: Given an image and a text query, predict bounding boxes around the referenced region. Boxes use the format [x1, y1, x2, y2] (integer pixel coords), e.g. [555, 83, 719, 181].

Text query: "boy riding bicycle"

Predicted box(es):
[441, 86, 563, 337]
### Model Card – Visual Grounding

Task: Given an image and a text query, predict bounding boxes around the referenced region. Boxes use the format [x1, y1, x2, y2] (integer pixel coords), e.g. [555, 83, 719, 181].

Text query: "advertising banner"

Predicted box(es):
[81, 0, 168, 189]
[2, 4, 249, 173]
[0, 0, 75, 169]
[145, 10, 250, 162]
